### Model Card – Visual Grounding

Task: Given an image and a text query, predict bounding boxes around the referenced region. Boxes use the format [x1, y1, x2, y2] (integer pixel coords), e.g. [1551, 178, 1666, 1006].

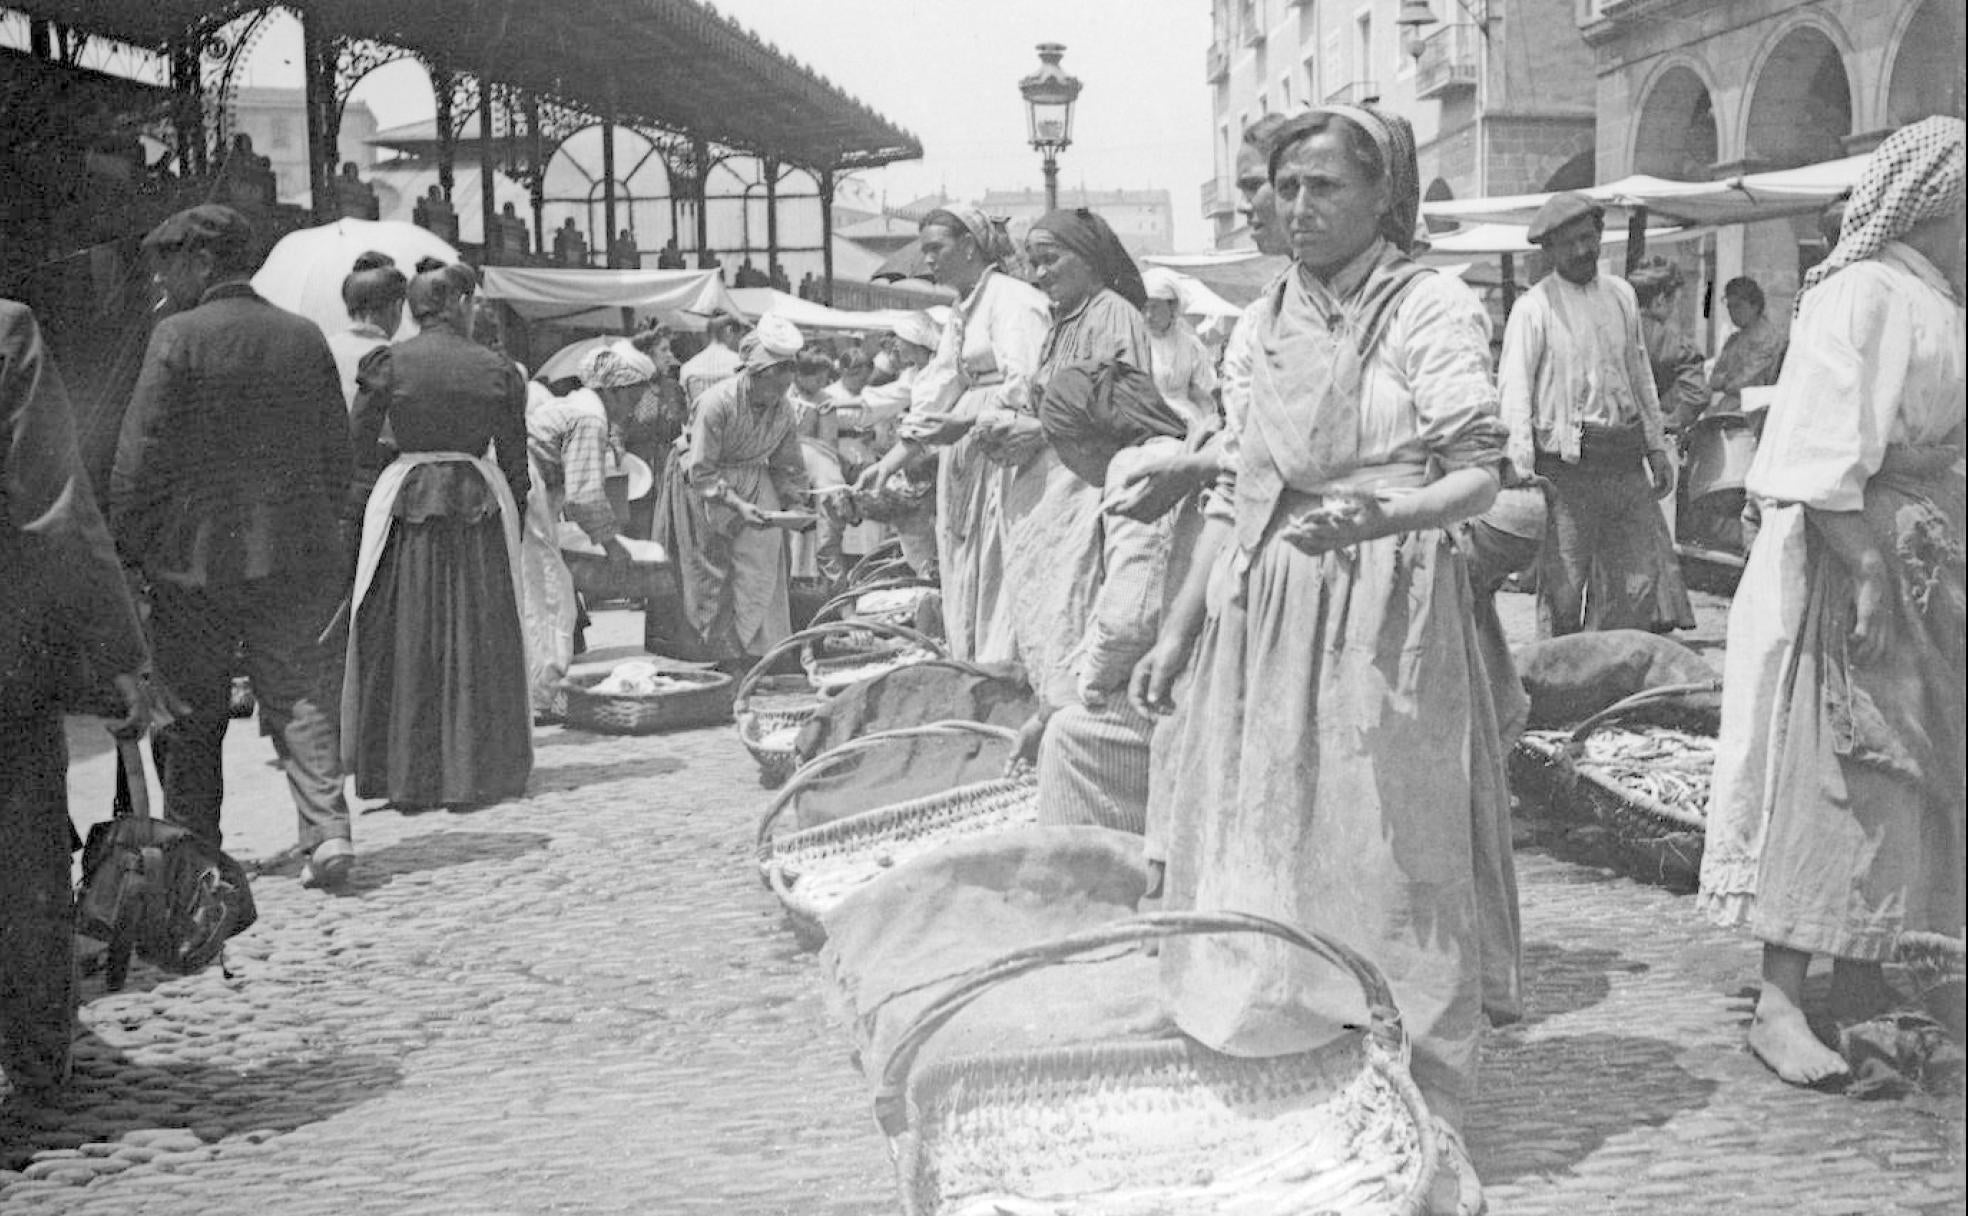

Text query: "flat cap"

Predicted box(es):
[1526, 191, 1605, 244]
[142, 204, 255, 256]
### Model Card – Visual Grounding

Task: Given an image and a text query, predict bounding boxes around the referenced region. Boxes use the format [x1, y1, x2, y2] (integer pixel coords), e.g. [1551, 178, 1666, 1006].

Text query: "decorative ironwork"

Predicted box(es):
[333, 37, 412, 128]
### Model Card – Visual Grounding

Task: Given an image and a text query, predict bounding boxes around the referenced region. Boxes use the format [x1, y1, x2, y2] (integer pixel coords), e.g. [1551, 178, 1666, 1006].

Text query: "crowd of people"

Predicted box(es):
[1, 92, 1961, 1215]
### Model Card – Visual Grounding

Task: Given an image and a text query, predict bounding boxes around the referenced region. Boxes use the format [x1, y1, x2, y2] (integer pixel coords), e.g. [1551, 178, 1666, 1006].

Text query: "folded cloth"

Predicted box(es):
[819, 825, 1163, 1086]
[1514, 629, 1718, 730]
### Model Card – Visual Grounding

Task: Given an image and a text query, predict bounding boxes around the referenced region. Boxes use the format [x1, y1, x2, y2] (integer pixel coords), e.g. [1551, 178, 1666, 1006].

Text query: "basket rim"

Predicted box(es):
[761, 771, 1035, 861]
[895, 1032, 1436, 1216]
[558, 668, 732, 698]
[1513, 734, 1706, 833]
[755, 721, 1023, 853]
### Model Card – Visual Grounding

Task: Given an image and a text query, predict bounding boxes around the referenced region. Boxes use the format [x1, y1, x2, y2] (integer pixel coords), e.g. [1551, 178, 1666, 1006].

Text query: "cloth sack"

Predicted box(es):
[819, 825, 1162, 1087]
[1514, 629, 1718, 729]
[794, 658, 1037, 764]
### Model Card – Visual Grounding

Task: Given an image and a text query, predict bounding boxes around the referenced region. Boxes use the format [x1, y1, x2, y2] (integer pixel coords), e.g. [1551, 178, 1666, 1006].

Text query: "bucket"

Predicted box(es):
[1685, 413, 1757, 501]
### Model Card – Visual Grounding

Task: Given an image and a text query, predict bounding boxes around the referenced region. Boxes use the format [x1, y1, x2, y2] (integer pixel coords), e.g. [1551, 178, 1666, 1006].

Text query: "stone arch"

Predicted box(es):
[1883, 0, 1965, 129]
[1542, 149, 1596, 192]
[1631, 62, 1717, 180]
[1741, 20, 1854, 169]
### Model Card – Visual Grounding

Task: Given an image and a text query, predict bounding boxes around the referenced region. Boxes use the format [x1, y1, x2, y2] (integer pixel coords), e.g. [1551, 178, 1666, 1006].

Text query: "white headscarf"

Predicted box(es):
[1141, 266, 1186, 306]
[578, 341, 656, 389]
[739, 313, 804, 370]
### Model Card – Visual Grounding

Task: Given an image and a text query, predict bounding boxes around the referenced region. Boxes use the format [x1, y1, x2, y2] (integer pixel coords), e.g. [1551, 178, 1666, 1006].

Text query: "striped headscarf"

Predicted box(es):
[921, 203, 1016, 268]
[1269, 103, 1422, 255]
[1799, 115, 1964, 308]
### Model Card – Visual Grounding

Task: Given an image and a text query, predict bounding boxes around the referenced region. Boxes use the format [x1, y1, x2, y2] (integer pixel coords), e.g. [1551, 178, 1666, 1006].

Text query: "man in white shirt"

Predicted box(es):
[677, 311, 748, 410]
[1497, 192, 1691, 636]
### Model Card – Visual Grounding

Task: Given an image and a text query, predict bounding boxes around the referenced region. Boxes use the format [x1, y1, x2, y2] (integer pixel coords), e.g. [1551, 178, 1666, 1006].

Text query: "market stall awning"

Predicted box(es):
[12, 0, 922, 173]
[1422, 154, 1866, 229]
[478, 266, 739, 328]
[725, 288, 925, 335]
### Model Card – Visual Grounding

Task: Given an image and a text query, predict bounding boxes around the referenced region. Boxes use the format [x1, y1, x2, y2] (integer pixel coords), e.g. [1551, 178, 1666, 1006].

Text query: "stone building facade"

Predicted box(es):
[1202, 0, 1598, 248]
[1583, 0, 1962, 334]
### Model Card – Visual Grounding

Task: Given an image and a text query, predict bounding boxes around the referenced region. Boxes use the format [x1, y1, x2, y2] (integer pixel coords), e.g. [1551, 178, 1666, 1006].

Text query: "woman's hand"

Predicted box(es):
[978, 412, 1045, 466]
[1129, 634, 1194, 718]
[1108, 451, 1212, 522]
[1007, 710, 1049, 774]
[1645, 449, 1675, 500]
[1849, 567, 1893, 666]
[729, 497, 768, 528]
[897, 410, 974, 447]
[1274, 493, 1389, 554]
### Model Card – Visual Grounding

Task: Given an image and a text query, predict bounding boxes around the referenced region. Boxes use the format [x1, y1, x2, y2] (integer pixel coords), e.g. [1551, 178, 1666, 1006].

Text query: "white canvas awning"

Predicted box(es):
[1422, 153, 1865, 229]
[477, 266, 741, 328]
[724, 287, 926, 334]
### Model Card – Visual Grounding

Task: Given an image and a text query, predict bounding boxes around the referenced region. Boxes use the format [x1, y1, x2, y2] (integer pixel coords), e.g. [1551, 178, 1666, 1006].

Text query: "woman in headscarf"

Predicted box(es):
[520, 341, 652, 722]
[1705, 275, 1787, 420]
[1140, 266, 1218, 433]
[654, 314, 814, 670]
[851, 206, 1050, 659]
[344, 260, 532, 810]
[1001, 207, 1154, 706]
[1129, 105, 1520, 1214]
[1027, 361, 1193, 834]
[1700, 116, 1965, 1089]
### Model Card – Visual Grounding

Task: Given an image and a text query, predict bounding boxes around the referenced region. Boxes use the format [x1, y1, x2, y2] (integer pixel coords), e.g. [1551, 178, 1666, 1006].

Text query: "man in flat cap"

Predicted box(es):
[678, 310, 750, 415]
[1498, 191, 1692, 636]
[111, 204, 357, 887]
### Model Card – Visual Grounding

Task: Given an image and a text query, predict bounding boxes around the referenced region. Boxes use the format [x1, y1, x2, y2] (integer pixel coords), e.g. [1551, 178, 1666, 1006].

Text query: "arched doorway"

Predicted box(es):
[1886, 0, 1965, 128]
[1632, 66, 1717, 180]
[1739, 24, 1854, 319]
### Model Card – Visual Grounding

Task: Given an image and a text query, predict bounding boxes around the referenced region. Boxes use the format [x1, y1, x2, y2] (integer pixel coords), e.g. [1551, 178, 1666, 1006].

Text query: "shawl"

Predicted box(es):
[1039, 360, 1188, 481]
[1800, 116, 1964, 308]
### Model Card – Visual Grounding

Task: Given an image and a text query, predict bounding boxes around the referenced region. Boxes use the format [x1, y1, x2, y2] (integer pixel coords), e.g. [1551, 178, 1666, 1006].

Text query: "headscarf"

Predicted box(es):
[1268, 103, 1422, 256]
[922, 203, 1016, 267]
[1039, 359, 1190, 466]
[1798, 115, 1965, 308]
[578, 341, 656, 390]
[888, 310, 942, 352]
[1141, 267, 1186, 306]
[739, 313, 804, 371]
[1029, 209, 1148, 311]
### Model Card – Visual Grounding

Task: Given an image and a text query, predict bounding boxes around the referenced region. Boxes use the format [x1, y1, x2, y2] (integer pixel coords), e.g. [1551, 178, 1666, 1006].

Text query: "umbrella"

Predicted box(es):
[251, 218, 461, 339]
[534, 335, 615, 383]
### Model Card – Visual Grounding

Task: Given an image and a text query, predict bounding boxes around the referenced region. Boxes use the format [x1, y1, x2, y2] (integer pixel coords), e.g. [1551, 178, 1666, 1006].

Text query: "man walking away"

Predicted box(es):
[1498, 191, 1693, 636]
[110, 204, 357, 889]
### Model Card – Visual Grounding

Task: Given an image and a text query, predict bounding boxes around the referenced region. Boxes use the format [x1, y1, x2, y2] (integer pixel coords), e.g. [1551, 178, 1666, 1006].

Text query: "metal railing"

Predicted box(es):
[1200, 178, 1235, 219]
[1206, 41, 1229, 83]
[1415, 23, 1481, 100]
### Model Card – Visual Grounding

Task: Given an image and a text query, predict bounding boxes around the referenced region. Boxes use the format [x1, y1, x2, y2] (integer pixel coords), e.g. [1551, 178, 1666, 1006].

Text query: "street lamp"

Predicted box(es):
[1018, 42, 1082, 213]
[1397, 1, 1439, 60]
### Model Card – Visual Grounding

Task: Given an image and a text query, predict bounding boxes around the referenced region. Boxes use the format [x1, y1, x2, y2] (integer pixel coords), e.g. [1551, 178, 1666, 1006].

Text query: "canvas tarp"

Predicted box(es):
[1421, 153, 1866, 230]
[477, 266, 741, 328]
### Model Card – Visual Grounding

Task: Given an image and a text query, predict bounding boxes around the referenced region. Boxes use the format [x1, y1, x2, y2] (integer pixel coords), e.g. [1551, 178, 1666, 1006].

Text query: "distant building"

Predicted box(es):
[230, 86, 379, 202]
[980, 187, 1176, 257]
[1202, 0, 1597, 250]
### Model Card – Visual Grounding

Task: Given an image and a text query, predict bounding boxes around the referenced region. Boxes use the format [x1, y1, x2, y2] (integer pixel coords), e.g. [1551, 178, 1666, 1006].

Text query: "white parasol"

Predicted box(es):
[252, 218, 461, 340]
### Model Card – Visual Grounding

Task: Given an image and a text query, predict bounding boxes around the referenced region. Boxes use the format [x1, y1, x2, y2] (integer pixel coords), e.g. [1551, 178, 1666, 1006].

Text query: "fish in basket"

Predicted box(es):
[734, 620, 951, 788]
[757, 770, 1039, 949]
[873, 911, 1441, 1216]
[559, 664, 734, 735]
[1511, 683, 1718, 891]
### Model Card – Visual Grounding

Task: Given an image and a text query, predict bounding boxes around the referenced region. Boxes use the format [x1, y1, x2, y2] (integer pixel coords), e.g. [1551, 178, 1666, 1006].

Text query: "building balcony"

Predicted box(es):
[1206, 41, 1229, 84]
[1414, 23, 1481, 101]
[1201, 177, 1236, 220]
[1238, 1, 1263, 46]
[1322, 79, 1383, 107]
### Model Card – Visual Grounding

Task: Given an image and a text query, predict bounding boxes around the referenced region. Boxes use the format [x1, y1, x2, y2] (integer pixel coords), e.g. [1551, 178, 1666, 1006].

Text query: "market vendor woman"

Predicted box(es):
[655, 314, 814, 670]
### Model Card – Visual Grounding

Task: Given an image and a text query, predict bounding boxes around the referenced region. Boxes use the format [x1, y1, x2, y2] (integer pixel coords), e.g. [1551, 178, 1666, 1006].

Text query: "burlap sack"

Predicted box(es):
[819, 825, 1164, 1088]
[1514, 629, 1719, 729]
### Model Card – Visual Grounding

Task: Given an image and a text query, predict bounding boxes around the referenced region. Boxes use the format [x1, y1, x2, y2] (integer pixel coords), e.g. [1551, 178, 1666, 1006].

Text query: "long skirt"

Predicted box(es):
[518, 464, 576, 718]
[653, 457, 790, 664]
[1155, 526, 1521, 1123]
[1700, 471, 1966, 960]
[1002, 446, 1104, 707]
[934, 387, 1019, 666]
[353, 510, 533, 806]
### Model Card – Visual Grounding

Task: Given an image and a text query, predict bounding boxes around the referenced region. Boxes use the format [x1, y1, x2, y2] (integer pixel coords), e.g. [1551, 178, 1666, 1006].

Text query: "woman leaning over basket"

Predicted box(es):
[851, 205, 1049, 663]
[520, 341, 651, 723]
[344, 260, 533, 810]
[1699, 116, 1966, 1089]
[1129, 104, 1521, 1215]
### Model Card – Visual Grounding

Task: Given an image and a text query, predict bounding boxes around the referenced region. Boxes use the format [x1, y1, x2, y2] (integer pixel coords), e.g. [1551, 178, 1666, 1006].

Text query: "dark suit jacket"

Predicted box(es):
[111, 281, 351, 586]
[2, 300, 148, 717]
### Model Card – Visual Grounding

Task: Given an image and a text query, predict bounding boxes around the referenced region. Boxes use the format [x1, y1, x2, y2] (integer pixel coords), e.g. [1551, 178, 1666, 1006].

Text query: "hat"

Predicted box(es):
[740, 313, 803, 371]
[888, 310, 942, 352]
[1526, 192, 1605, 245]
[142, 204, 254, 259]
[579, 341, 656, 390]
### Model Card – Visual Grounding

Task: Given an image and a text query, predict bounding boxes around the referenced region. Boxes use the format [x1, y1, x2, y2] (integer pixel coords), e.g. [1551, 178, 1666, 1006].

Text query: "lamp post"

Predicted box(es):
[1018, 42, 1082, 213]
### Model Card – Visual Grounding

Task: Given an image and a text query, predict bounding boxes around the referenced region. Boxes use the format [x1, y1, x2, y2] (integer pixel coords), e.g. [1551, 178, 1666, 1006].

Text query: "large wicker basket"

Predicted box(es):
[758, 771, 1038, 949]
[560, 668, 734, 735]
[874, 911, 1439, 1216]
[756, 720, 1019, 839]
[1510, 682, 1717, 891]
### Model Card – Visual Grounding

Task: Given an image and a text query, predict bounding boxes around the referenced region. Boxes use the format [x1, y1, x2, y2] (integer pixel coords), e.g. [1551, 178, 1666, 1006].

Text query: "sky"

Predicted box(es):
[244, 0, 1218, 249]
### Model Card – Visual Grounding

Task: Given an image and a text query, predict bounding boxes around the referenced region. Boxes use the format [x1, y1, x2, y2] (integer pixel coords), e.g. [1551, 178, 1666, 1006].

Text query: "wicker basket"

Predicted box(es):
[1510, 683, 1717, 891]
[560, 668, 734, 735]
[756, 720, 1019, 842]
[758, 772, 1038, 948]
[563, 548, 669, 603]
[799, 618, 947, 693]
[1895, 930, 1965, 1038]
[874, 910, 1439, 1216]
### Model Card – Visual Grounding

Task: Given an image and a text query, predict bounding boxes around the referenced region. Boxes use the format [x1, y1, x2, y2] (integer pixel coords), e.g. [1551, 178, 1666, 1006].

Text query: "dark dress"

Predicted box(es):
[348, 323, 533, 807]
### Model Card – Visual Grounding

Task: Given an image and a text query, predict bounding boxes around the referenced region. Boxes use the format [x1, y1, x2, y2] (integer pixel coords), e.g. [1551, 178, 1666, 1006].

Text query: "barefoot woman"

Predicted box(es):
[1700, 116, 1966, 1087]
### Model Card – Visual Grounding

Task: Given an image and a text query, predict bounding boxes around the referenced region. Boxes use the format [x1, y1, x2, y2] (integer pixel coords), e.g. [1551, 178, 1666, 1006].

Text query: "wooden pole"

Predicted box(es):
[479, 75, 497, 260]
[1624, 204, 1649, 274]
[818, 169, 836, 305]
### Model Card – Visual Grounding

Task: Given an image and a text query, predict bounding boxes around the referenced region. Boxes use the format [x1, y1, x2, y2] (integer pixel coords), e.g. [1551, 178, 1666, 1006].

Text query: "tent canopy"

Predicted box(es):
[478, 266, 739, 328]
[725, 288, 924, 335]
[1422, 154, 1865, 230]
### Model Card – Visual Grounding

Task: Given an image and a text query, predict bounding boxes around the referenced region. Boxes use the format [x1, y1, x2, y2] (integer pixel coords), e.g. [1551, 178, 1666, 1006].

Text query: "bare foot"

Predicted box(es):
[1829, 962, 1899, 1025]
[1748, 996, 1849, 1087]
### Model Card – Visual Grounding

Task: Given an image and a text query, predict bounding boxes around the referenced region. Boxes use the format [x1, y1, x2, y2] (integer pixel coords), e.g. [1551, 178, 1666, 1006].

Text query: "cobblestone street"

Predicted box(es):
[4, 600, 1963, 1214]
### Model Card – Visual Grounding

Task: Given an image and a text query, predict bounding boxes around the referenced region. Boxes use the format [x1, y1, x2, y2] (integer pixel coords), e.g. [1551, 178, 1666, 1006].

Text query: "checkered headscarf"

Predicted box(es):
[1799, 116, 1965, 309]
